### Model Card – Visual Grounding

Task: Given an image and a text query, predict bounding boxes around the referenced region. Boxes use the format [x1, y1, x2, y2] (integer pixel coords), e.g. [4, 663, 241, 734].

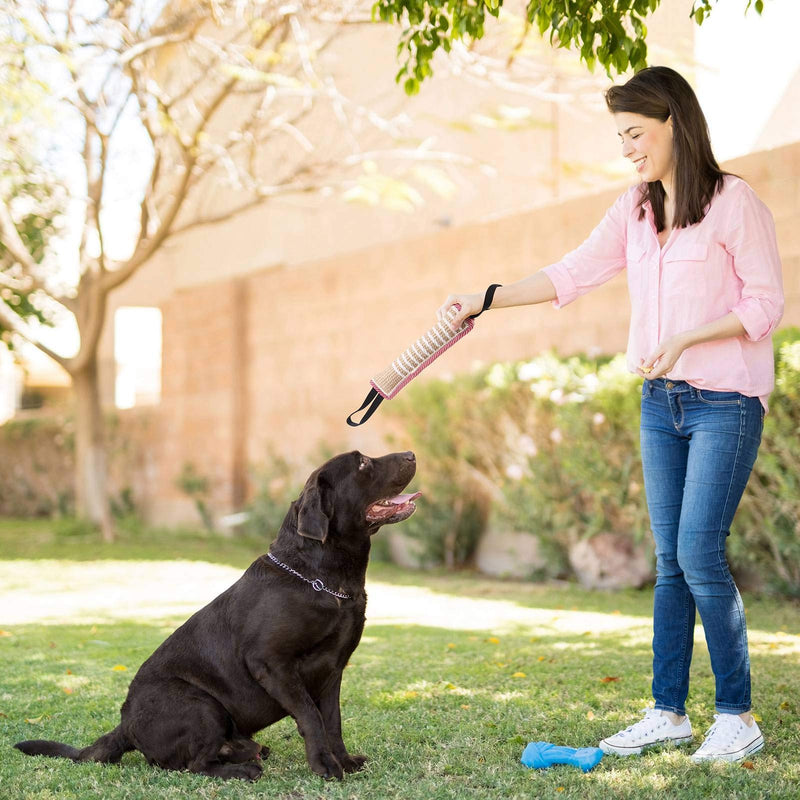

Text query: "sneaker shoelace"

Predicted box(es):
[697, 714, 742, 752]
[620, 708, 668, 741]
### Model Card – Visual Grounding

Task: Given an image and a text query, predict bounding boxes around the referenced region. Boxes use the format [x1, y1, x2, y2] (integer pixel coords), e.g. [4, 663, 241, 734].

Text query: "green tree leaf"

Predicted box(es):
[375, 0, 772, 89]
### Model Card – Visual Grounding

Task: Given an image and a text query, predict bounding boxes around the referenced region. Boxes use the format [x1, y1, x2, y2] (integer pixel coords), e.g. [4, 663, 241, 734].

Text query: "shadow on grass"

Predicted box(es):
[0, 516, 267, 569]
[366, 562, 800, 636]
[2, 516, 798, 635]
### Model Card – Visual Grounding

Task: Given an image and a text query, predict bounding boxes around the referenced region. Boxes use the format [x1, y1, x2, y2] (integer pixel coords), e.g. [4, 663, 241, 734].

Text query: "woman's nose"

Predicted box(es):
[621, 140, 634, 158]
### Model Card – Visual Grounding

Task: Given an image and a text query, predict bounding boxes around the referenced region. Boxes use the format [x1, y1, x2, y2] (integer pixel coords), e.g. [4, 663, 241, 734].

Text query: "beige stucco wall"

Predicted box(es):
[128, 141, 800, 524]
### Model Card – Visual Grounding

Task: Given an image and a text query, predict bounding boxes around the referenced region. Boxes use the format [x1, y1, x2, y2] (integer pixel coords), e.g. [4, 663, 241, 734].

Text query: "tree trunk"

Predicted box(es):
[72, 358, 114, 542]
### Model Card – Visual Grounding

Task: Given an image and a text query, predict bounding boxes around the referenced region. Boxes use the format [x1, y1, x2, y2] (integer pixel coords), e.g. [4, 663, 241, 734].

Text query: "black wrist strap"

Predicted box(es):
[347, 387, 383, 427]
[468, 284, 502, 319]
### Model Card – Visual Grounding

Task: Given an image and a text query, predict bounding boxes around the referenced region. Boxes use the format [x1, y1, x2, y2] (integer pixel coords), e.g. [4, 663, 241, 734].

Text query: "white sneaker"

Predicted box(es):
[599, 708, 693, 756]
[690, 714, 764, 763]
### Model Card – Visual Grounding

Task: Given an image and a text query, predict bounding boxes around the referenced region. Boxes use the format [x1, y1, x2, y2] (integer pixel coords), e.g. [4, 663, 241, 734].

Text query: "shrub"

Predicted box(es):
[387, 330, 800, 594]
[733, 329, 800, 595]
[386, 353, 648, 571]
[487, 354, 648, 554]
[176, 462, 215, 531]
[383, 372, 506, 567]
[0, 410, 155, 520]
[242, 453, 305, 541]
[0, 416, 73, 516]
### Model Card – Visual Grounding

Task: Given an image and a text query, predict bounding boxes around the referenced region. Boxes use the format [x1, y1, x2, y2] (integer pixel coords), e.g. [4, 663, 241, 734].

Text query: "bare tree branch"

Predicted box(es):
[119, 32, 194, 65]
[103, 12, 296, 290]
[0, 199, 42, 277]
[0, 301, 72, 371]
[0, 272, 25, 292]
[0, 198, 75, 310]
[163, 179, 322, 237]
[76, 115, 97, 273]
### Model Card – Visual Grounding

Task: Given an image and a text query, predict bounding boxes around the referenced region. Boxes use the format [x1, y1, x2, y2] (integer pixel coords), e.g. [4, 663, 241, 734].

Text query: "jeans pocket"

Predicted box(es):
[696, 389, 741, 406]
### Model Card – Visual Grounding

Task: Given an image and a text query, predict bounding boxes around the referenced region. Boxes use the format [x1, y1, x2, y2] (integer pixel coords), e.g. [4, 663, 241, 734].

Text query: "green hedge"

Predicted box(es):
[0, 410, 155, 519]
[735, 328, 800, 595]
[0, 417, 73, 516]
[386, 328, 800, 596]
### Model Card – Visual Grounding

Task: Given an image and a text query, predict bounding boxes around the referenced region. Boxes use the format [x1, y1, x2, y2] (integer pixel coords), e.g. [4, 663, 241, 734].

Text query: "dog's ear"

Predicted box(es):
[297, 477, 332, 542]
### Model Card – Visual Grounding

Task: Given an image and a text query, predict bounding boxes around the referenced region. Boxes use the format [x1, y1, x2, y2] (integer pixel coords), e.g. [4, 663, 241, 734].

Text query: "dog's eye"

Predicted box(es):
[359, 456, 370, 471]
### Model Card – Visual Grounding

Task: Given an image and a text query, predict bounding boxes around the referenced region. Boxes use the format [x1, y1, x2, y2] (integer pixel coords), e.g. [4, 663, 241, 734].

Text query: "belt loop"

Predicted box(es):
[644, 379, 652, 397]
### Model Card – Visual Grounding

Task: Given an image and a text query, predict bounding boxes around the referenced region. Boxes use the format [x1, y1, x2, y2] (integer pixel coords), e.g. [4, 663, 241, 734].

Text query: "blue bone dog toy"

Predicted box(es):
[521, 741, 604, 773]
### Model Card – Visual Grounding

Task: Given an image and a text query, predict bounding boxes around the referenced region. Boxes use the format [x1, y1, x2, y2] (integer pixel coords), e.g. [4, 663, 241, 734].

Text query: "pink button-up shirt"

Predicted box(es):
[543, 175, 784, 406]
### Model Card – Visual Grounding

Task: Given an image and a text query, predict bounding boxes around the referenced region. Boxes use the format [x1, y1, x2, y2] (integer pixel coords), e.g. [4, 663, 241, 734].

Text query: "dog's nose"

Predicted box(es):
[403, 451, 415, 462]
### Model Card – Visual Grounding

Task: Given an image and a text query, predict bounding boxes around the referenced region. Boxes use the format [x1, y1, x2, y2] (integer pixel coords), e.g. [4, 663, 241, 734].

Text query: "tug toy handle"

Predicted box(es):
[346, 284, 502, 427]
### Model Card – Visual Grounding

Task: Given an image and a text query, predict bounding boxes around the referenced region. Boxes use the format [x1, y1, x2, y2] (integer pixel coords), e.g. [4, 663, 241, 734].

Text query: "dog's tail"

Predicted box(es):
[15, 724, 132, 764]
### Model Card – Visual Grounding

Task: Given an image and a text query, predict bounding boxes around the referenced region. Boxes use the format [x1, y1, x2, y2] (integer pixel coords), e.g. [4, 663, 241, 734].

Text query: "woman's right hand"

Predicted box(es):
[437, 293, 483, 330]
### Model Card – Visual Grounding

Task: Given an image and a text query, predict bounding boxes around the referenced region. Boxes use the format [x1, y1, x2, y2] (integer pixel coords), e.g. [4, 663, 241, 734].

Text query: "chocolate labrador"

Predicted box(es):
[15, 450, 419, 781]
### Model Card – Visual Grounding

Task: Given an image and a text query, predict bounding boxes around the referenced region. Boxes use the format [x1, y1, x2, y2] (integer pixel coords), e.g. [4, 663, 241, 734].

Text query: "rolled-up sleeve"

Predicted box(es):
[727, 184, 784, 342]
[541, 189, 630, 308]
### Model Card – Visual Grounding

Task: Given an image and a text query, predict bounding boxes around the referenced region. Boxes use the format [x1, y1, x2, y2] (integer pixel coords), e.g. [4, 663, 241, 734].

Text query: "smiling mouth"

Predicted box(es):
[366, 492, 422, 524]
[633, 156, 647, 172]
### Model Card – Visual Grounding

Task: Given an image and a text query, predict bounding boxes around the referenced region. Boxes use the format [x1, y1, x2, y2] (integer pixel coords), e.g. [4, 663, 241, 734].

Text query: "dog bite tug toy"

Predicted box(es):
[347, 285, 501, 426]
[520, 742, 604, 773]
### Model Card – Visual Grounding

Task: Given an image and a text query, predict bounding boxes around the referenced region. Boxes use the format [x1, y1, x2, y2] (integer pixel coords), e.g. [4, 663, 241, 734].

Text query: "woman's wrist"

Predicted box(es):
[491, 271, 558, 309]
[681, 313, 748, 350]
[674, 331, 695, 351]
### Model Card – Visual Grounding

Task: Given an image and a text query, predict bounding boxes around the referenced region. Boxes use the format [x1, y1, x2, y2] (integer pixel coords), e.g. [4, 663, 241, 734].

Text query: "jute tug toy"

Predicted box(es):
[347, 284, 502, 426]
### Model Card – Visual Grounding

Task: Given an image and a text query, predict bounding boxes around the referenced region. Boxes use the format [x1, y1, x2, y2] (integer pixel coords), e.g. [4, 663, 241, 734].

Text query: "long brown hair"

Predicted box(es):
[605, 66, 727, 232]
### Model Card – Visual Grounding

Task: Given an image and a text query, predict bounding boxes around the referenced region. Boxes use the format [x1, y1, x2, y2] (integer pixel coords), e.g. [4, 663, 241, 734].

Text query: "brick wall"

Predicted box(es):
[145, 142, 800, 523]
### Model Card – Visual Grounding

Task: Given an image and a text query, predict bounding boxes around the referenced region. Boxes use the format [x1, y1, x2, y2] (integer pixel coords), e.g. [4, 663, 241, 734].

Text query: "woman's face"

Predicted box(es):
[614, 111, 674, 186]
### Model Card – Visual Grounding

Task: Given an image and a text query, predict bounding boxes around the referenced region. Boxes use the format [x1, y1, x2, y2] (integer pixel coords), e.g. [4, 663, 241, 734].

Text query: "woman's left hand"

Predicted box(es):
[638, 334, 690, 379]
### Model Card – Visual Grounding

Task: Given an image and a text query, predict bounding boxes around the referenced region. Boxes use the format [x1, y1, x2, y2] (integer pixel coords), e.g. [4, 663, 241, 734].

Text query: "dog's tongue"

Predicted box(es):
[388, 492, 422, 505]
[367, 492, 422, 522]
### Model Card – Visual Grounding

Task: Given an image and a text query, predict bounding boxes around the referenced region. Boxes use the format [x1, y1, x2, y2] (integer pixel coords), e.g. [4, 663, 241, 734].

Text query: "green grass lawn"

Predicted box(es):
[1, 518, 799, 799]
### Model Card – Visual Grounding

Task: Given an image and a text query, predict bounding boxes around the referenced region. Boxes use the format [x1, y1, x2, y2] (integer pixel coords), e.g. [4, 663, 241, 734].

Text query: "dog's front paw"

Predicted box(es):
[341, 753, 368, 773]
[242, 762, 263, 782]
[310, 750, 343, 781]
[220, 762, 262, 781]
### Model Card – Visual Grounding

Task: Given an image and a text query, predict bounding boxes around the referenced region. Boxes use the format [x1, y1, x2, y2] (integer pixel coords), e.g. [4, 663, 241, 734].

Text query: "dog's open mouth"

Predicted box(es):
[366, 492, 421, 524]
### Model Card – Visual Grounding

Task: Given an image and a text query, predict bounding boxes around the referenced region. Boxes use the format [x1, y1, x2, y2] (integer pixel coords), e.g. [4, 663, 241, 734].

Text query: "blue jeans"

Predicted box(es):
[640, 378, 763, 715]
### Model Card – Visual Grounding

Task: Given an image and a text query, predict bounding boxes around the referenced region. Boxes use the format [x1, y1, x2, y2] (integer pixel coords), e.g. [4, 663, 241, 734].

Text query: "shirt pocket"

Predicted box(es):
[662, 244, 708, 298]
[663, 243, 708, 264]
[625, 242, 647, 296]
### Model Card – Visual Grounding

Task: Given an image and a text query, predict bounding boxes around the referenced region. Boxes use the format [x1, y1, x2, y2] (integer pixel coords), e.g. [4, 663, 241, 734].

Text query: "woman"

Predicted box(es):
[438, 66, 783, 763]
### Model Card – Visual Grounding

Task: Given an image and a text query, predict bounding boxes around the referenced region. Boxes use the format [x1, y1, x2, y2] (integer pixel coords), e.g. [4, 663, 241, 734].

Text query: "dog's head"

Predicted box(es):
[293, 450, 419, 543]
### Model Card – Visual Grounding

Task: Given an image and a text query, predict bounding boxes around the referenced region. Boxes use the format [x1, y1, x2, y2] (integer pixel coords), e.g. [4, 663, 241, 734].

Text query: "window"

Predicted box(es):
[0, 346, 20, 423]
[114, 307, 162, 409]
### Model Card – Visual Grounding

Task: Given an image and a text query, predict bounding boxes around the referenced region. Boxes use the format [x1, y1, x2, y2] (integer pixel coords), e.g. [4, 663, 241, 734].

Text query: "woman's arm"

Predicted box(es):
[438, 189, 633, 330]
[640, 312, 747, 379]
[725, 181, 784, 343]
[437, 271, 558, 329]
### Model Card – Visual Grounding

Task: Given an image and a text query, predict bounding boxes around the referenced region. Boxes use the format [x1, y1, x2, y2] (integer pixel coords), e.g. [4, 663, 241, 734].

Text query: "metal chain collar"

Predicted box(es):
[266, 551, 351, 599]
